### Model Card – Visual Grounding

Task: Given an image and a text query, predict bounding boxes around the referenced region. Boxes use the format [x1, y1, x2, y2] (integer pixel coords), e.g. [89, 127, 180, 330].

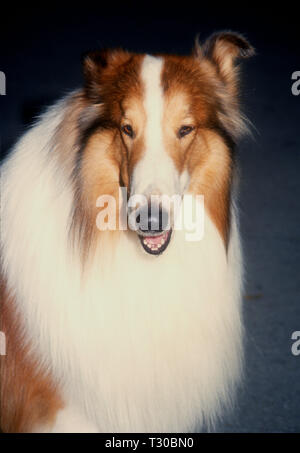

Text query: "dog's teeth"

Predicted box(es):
[142, 238, 164, 251]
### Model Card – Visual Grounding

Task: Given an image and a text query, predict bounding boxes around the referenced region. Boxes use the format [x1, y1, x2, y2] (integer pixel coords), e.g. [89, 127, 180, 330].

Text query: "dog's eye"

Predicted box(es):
[178, 125, 194, 138]
[121, 124, 134, 138]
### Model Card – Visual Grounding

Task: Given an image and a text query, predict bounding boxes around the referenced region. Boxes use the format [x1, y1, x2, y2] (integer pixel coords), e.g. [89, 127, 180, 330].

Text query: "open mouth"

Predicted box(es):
[138, 229, 172, 255]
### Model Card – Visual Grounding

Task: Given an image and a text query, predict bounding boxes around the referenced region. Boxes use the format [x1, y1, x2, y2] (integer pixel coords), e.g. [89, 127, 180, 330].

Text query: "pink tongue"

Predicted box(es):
[146, 232, 167, 246]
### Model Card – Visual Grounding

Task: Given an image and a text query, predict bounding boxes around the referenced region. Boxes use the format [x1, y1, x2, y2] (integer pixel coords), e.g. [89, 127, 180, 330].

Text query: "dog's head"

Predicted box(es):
[71, 32, 254, 258]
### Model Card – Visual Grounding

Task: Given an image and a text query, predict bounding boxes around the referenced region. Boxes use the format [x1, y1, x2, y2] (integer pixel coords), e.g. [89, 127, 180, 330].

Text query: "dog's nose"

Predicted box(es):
[136, 204, 169, 235]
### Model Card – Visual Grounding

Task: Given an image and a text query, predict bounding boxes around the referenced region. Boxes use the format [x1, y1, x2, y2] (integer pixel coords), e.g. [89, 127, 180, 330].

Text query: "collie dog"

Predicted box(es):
[0, 32, 254, 433]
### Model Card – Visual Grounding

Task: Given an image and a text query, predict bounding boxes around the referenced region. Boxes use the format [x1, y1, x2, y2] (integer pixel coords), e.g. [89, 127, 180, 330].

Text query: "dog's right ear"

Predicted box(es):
[82, 49, 109, 102]
[82, 50, 109, 80]
[82, 49, 131, 101]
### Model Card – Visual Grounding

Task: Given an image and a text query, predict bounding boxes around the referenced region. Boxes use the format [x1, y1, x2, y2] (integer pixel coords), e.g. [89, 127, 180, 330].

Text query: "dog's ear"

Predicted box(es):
[82, 49, 131, 101]
[196, 31, 255, 93]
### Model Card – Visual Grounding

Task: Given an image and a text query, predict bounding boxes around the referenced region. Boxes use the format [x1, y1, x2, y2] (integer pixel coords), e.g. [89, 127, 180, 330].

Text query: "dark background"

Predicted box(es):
[1, 2, 299, 432]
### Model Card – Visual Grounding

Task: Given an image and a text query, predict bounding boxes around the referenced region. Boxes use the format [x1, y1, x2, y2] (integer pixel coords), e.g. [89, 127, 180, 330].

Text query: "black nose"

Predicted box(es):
[136, 204, 169, 235]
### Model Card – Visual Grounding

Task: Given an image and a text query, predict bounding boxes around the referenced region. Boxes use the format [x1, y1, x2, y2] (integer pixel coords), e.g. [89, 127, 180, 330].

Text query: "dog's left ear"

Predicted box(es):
[195, 31, 255, 92]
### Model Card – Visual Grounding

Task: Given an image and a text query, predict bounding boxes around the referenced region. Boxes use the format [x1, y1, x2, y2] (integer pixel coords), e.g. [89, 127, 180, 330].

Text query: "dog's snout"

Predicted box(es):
[136, 204, 169, 235]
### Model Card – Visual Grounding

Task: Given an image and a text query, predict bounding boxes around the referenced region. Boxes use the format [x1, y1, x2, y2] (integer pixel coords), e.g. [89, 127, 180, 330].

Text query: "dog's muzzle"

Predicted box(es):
[133, 203, 172, 255]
